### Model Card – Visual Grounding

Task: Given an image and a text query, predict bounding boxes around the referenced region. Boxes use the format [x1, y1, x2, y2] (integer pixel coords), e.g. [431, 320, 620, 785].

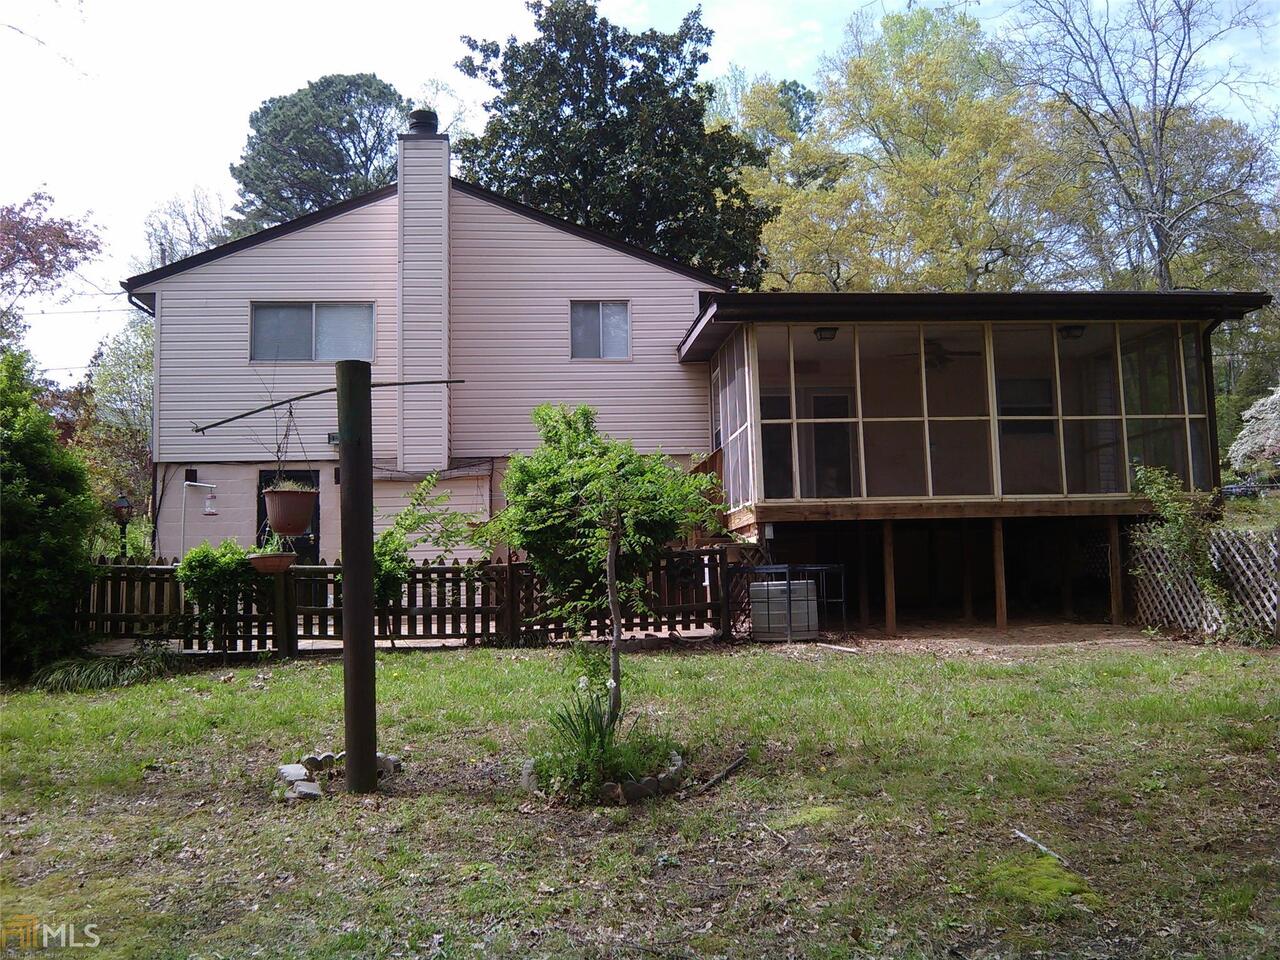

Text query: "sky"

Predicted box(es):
[2, 0, 1274, 384]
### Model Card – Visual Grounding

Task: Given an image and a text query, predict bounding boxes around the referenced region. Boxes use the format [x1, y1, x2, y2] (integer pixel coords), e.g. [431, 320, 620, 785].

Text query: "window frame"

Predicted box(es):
[248, 301, 376, 364]
[568, 299, 632, 361]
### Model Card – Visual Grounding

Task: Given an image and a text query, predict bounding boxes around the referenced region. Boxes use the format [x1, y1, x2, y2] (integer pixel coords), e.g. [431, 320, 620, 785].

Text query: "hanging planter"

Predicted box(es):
[248, 551, 298, 574]
[263, 481, 318, 537]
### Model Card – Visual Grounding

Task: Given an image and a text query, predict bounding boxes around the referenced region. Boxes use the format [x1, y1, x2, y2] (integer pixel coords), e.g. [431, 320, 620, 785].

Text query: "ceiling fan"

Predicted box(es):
[890, 338, 984, 369]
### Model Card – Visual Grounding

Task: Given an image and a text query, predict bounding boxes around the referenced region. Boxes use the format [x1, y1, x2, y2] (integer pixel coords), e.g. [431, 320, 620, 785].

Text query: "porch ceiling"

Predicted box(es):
[678, 290, 1273, 362]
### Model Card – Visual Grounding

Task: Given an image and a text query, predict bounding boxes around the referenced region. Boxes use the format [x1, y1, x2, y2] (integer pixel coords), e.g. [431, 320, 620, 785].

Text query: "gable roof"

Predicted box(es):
[122, 179, 727, 297]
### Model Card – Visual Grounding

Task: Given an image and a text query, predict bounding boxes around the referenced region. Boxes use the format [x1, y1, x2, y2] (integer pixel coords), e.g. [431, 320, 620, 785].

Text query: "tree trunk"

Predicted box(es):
[605, 529, 623, 728]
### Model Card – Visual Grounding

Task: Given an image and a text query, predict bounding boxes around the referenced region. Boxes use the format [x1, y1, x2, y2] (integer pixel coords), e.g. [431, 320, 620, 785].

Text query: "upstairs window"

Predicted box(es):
[570, 300, 629, 359]
[251, 302, 374, 361]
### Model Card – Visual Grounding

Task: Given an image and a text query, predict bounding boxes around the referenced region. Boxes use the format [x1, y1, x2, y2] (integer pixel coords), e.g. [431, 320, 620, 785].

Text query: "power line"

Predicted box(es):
[22, 307, 136, 316]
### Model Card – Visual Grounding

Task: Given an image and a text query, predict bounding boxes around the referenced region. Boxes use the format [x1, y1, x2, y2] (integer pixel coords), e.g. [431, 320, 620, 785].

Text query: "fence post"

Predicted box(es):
[504, 561, 519, 645]
[718, 545, 732, 640]
[272, 570, 298, 656]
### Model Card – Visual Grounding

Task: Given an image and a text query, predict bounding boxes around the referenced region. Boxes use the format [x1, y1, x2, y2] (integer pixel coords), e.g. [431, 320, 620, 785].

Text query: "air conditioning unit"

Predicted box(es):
[749, 580, 819, 641]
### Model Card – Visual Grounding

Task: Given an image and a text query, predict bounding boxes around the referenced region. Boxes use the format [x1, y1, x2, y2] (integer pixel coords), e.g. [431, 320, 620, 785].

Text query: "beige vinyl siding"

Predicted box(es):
[448, 186, 718, 457]
[398, 137, 450, 471]
[140, 195, 400, 463]
[373, 474, 489, 563]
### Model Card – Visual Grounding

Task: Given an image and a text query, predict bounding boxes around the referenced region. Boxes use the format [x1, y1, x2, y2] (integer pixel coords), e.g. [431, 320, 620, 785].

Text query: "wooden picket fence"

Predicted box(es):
[1131, 527, 1279, 639]
[75, 547, 731, 655]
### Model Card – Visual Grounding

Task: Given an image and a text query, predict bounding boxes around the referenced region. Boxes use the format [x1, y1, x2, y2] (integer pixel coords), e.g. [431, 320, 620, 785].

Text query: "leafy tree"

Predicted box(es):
[229, 73, 411, 232]
[731, 10, 1064, 291]
[71, 311, 153, 509]
[485, 405, 721, 725]
[372, 476, 476, 606]
[0, 350, 99, 676]
[0, 191, 100, 348]
[455, 0, 771, 286]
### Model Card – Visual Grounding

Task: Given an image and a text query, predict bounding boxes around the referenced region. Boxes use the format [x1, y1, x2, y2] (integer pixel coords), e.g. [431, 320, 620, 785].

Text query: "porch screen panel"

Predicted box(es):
[1127, 418, 1188, 486]
[793, 326, 856, 418]
[798, 422, 857, 498]
[1063, 419, 1124, 493]
[716, 329, 753, 508]
[994, 324, 1061, 494]
[928, 420, 991, 496]
[923, 326, 987, 417]
[860, 326, 922, 418]
[757, 326, 791, 420]
[761, 423, 795, 499]
[864, 421, 927, 496]
[1121, 324, 1183, 415]
[1057, 323, 1119, 416]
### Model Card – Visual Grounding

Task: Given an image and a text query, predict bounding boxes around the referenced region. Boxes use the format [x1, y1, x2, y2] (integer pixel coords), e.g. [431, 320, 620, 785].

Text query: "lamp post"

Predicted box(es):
[111, 495, 133, 559]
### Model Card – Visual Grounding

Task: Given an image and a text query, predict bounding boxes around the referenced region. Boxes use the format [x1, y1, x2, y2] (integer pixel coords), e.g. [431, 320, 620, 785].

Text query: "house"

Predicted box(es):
[124, 108, 1272, 628]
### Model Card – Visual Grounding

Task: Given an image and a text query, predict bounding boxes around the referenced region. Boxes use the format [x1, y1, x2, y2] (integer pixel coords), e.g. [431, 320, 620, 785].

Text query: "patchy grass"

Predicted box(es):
[2, 641, 1278, 958]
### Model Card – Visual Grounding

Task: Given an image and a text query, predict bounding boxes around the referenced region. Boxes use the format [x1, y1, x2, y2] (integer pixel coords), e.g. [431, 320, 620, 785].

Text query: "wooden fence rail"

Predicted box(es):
[1131, 527, 1279, 639]
[75, 547, 731, 654]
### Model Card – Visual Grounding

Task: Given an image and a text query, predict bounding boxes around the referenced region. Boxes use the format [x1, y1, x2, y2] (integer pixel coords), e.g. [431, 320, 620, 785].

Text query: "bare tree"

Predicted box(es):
[137, 187, 234, 271]
[1008, 0, 1278, 290]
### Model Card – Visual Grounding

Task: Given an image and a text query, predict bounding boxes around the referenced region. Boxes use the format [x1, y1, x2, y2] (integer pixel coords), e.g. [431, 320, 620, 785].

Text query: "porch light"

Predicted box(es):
[1058, 324, 1086, 341]
[813, 326, 839, 342]
[202, 493, 219, 516]
[111, 495, 134, 525]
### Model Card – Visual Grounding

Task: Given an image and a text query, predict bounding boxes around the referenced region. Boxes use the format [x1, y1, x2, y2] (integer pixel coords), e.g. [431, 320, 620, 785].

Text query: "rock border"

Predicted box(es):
[276, 750, 402, 801]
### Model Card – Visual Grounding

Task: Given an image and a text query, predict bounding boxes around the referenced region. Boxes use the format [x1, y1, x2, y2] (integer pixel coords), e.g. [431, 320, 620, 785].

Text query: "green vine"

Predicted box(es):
[175, 539, 266, 650]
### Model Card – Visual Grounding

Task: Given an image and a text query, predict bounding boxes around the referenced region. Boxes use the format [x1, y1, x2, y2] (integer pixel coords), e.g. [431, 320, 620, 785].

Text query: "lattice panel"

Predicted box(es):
[1132, 528, 1278, 636]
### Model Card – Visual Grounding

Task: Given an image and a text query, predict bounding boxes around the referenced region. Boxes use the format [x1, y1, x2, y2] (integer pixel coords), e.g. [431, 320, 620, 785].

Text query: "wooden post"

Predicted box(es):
[992, 518, 1007, 630]
[857, 523, 870, 628]
[882, 520, 896, 636]
[961, 520, 974, 621]
[337, 360, 378, 793]
[1060, 520, 1074, 619]
[271, 572, 290, 655]
[504, 560, 520, 645]
[1108, 516, 1124, 626]
[717, 545, 733, 640]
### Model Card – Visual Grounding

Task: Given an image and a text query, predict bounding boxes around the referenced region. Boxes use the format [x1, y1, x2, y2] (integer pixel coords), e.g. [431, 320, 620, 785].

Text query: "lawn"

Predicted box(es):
[2, 634, 1277, 958]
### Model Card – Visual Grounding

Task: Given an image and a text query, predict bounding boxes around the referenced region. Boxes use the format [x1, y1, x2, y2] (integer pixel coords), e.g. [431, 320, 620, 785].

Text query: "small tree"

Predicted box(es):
[0, 350, 99, 676]
[487, 405, 722, 726]
[372, 475, 476, 606]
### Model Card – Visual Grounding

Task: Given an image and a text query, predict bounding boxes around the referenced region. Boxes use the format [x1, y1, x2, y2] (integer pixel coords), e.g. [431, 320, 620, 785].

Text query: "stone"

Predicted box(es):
[621, 777, 660, 803]
[519, 758, 538, 793]
[319, 752, 336, 770]
[600, 782, 625, 805]
[285, 780, 322, 801]
[375, 753, 403, 778]
[277, 763, 312, 784]
[301, 754, 324, 772]
[335, 752, 345, 765]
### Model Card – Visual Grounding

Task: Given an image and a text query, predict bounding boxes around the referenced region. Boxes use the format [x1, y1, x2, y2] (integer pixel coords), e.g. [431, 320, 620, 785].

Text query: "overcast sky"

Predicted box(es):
[3, 0, 1273, 384]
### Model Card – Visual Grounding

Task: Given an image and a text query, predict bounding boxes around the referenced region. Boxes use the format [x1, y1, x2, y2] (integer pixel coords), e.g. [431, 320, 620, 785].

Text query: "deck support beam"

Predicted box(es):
[1108, 516, 1124, 626]
[882, 520, 897, 636]
[857, 523, 870, 629]
[992, 517, 1007, 630]
[961, 520, 974, 621]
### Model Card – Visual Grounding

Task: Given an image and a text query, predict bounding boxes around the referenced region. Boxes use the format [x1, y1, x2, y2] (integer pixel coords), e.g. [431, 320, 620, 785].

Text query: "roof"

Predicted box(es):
[122, 179, 727, 300]
[678, 290, 1274, 362]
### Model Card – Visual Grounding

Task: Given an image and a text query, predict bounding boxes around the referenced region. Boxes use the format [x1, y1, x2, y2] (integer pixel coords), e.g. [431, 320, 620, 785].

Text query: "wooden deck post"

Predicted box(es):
[857, 523, 870, 628]
[992, 517, 1007, 630]
[882, 520, 897, 636]
[1060, 520, 1074, 619]
[961, 520, 975, 621]
[337, 360, 378, 793]
[1108, 516, 1124, 626]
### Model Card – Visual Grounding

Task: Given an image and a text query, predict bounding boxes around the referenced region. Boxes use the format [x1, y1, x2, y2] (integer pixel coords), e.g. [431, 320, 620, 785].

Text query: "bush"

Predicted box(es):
[0, 351, 99, 677]
[175, 539, 264, 649]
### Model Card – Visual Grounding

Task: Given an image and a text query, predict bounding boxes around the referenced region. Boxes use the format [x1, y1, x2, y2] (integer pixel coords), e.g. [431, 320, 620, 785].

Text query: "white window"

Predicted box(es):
[570, 300, 629, 359]
[251, 303, 374, 361]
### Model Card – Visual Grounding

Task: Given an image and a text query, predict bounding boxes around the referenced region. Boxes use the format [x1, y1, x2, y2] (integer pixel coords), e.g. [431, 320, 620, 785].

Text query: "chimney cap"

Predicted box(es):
[408, 108, 439, 134]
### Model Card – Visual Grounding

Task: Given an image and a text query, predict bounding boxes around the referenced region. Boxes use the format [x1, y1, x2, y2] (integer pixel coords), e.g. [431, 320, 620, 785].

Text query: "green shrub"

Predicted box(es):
[0, 351, 99, 677]
[175, 539, 264, 649]
[535, 690, 677, 802]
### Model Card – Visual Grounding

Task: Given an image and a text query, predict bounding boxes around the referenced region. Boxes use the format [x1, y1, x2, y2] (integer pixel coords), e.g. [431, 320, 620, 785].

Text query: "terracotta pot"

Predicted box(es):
[248, 552, 297, 574]
[263, 488, 317, 536]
